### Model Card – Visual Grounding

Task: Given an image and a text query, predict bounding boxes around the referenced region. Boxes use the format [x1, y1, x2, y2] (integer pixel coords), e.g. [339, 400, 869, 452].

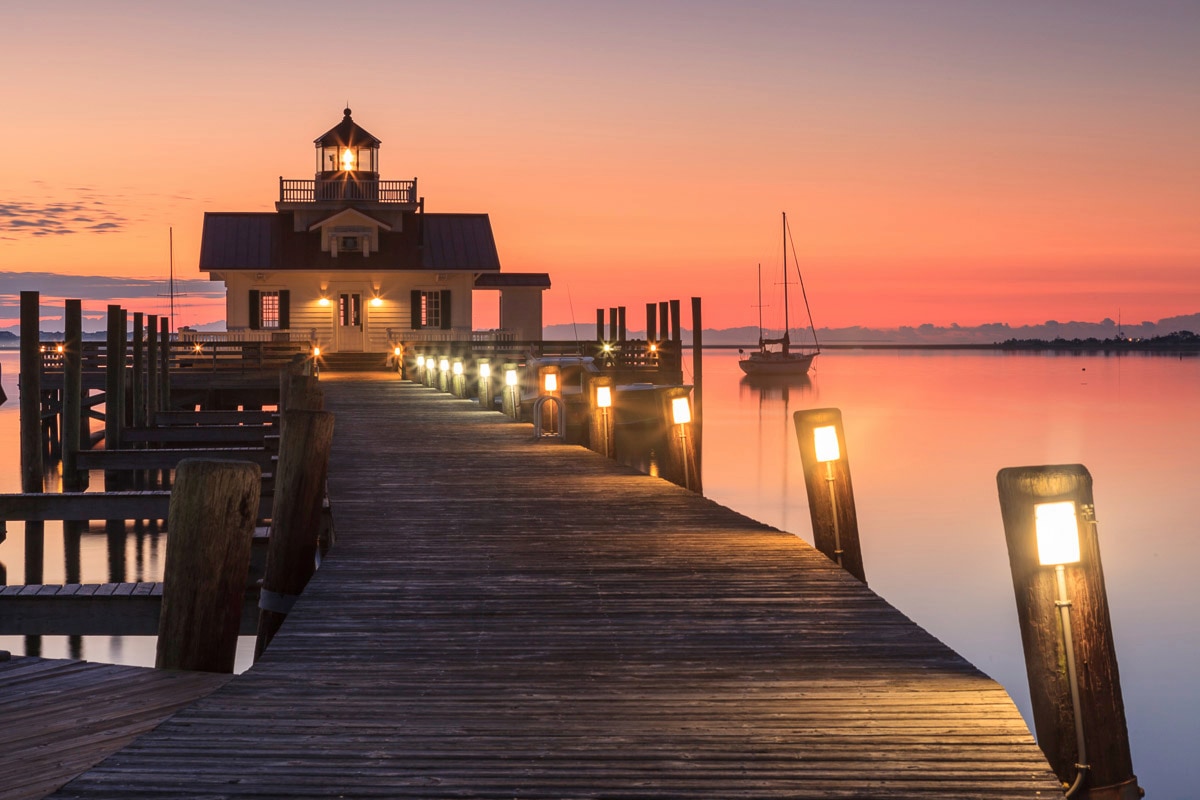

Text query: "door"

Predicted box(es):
[335, 291, 364, 352]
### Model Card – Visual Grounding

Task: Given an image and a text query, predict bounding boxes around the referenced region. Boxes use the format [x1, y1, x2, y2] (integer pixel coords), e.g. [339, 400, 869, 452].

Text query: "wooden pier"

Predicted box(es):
[32, 374, 1059, 798]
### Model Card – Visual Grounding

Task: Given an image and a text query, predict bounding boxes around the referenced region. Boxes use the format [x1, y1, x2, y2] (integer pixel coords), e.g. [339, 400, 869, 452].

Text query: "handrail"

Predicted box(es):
[279, 178, 418, 204]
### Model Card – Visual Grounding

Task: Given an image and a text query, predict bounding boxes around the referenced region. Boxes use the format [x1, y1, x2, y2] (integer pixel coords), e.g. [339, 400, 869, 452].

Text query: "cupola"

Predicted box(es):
[316, 107, 380, 177]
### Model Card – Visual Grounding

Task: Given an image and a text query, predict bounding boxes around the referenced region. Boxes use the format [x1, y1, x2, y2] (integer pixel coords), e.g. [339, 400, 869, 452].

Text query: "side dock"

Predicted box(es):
[49, 374, 1061, 798]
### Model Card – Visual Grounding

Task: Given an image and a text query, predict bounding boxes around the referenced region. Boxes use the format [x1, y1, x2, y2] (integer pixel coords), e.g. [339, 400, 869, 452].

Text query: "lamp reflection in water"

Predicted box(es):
[813, 425, 843, 567]
[1035, 500, 1089, 798]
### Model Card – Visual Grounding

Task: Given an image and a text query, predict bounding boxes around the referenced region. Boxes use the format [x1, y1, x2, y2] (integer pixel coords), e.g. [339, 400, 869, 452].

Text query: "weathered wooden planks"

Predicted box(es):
[48, 376, 1061, 798]
[0, 656, 230, 800]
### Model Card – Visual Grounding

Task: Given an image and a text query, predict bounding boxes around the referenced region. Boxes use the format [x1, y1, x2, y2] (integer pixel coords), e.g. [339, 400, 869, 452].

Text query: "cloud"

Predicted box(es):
[0, 270, 226, 307]
[0, 196, 130, 236]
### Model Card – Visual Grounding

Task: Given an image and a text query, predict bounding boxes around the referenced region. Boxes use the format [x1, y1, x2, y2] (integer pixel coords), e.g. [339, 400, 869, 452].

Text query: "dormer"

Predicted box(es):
[308, 208, 392, 258]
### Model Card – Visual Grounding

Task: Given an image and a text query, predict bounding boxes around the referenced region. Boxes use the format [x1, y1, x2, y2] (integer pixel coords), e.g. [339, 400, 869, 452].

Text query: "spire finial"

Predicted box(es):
[344, 104, 352, 118]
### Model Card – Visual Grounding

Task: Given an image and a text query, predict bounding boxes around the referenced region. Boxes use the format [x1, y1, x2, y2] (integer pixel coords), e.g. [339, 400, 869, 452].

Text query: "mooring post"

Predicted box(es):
[255, 409, 335, 660]
[147, 314, 158, 422]
[156, 458, 261, 673]
[284, 373, 324, 414]
[159, 316, 171, 412]
[19, 291, 44, 495]
[595, 309, 605, 343]
[63, 300, 84, 492]
[691, 296, 703, 486]
[646, 303, 658, 346]
[104, 305, 123, 490]
[131, 312, 146, 490]
[659, 301, 670, 342]
[18, 292, 45, 568]
[996, 465, 1140, 799]
[792, 408, 866, 583]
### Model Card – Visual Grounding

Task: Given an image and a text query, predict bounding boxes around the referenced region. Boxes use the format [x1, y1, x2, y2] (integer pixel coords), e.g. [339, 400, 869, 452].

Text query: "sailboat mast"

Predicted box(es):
[756, 263, 764, 347]
[781, 211, 790, 356]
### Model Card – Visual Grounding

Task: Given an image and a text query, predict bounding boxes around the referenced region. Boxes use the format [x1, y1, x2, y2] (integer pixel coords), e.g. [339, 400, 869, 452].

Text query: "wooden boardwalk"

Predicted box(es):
[48, 374, 1061, 798]
[0, 656, 229, 800]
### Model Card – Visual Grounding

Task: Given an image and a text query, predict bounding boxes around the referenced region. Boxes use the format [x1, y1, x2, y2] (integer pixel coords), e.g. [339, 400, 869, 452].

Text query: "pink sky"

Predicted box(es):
[2, 1, 1197, 331]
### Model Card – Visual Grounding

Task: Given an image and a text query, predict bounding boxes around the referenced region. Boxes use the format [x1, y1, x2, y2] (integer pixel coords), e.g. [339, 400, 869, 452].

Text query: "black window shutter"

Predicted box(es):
[278, 290, 290, 329]
[410, 290, 423, 330]
[440, 290, 452, 330]
[248, 290, 261, 330]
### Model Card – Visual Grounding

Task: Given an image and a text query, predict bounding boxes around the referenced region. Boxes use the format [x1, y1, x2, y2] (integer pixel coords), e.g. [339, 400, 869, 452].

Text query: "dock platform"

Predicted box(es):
[45, 374, 1060, 798]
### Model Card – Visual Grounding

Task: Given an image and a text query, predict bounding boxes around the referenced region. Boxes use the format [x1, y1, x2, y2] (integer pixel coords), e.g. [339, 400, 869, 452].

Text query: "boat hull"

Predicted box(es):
[738, 352, 817, 376]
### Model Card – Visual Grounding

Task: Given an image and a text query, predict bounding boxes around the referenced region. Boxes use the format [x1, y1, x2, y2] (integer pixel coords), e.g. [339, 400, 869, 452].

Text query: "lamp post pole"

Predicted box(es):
[997, 464, 1140, 800]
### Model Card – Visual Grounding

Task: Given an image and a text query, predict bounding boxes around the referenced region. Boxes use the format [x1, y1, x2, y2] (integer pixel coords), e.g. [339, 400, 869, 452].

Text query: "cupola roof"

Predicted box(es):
[314, 107, 381, 148]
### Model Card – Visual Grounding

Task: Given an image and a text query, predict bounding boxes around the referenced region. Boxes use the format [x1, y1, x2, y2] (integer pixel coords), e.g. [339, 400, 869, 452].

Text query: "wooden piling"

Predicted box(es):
[670, 299, 681, 344]
[156, 458, 261, 673]
[254, 409, 335, 660]
[659, 301, 669, 341]
[147, 314, 159, 421]
[608, 307, 617, 342]
[63, 300, 84, 492]
[792, 408, 866, 583]
[159, 317, 171, 412]
[646, 303, 658, 344]
[691, 296, 703, 484]
[595, 309, 605, 342]
[19, 291, 44, 494]
[618, 306, 626, 342]
[104, 306, 123, 490]
[996, 465, 1140, 799]
[132, 313, 145, 428]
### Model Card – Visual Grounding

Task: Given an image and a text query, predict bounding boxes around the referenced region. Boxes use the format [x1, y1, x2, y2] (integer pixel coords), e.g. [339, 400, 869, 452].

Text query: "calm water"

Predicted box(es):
[2, 348, 1196, 797]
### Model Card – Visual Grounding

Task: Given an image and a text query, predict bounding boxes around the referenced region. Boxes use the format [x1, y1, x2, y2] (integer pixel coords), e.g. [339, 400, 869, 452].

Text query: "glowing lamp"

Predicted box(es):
[672, 396, 691, 425]
[416, 355, 426, 368]
[479, 363, 491, 379]
[193, 342, 203, 353]
[341, 148, 355, 171]
[649, 343, 658, 353]
[370, 296, 382, 307]
[56, 343, 64, 354]
[312, 346, 321, 357]
[393, 346, 402, 356]
[1035, 501, 1081, 566]
[505, 369, 518, 387]
[439, 358, 449, 372]
[318, 295, 331, 307]
[544, 373, 558, 393]
[596, 386, 612, 408]
[602, 343, 613, 353]
[453, 361, 464, 376]
[813, 426, 841, 463]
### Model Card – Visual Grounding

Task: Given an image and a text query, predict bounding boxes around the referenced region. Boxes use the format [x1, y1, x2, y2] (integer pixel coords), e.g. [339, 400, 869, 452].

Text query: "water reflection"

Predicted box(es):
[738, 372, 814, 402]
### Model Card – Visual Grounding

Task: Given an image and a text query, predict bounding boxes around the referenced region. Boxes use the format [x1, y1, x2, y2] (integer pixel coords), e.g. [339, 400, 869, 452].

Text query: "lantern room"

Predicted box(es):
[315, 107, 381, 197]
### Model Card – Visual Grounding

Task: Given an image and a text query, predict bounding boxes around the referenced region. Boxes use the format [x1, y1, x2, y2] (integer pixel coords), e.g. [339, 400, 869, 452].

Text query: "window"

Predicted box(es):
[260, 291, 280, 329]
[248, 289, 289, 330]
[410, 289, 452, 330]
[339, 293, 361, 327]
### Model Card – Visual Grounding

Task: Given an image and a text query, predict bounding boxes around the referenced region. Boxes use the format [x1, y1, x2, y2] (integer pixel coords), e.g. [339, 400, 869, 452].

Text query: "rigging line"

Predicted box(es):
[785, 214, 821, 352]
[565, 283, 579, 343]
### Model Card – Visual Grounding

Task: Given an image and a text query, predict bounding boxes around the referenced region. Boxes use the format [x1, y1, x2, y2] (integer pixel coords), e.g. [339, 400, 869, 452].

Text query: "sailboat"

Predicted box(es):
[738, 212, 820, 376]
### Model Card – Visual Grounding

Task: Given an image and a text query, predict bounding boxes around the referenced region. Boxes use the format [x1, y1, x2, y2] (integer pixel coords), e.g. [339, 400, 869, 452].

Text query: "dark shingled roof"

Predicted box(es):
[315, 108, 381, 148]
[474, 273, 551, 289]
[199, 211, 502, 272]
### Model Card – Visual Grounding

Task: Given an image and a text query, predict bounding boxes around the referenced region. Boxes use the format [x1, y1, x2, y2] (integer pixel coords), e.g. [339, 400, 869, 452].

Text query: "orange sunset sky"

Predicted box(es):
[2, 1, 1198, 331]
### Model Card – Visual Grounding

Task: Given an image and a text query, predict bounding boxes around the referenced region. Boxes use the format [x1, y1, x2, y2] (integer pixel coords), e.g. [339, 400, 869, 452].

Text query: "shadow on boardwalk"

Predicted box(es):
[49, 374, 1060, 799]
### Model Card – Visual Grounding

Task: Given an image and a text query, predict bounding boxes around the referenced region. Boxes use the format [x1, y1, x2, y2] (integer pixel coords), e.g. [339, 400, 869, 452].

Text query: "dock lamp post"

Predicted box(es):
[594, 381, 614, 458]
[997, 464, 1140, 800]
[671, 394, 693, 491]
[452, 360, 466, 397]
[416, 355, 426, 384]
[503, 366, 520, 419]
[793, 408, 866, 583]
[438, 358, 450, 393]
[477, 361, 494, 410]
